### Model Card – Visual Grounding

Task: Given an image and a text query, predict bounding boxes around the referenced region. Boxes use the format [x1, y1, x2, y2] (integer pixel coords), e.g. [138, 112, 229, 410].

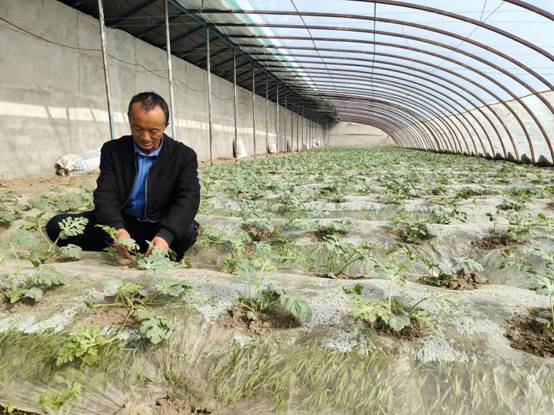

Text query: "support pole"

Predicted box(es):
[276, 84, 280, 153]
[97, 0, 115, 140]
[233, 47, 238, 162]
[206, 27, 214, 166]
[284, 92, 288, 152]
[265, 73, 269, 156]
[301, 109, 305, 151]
[252, 64, 256, 159]
[164, 0, 176, 139]
[296, 108, 300, 153]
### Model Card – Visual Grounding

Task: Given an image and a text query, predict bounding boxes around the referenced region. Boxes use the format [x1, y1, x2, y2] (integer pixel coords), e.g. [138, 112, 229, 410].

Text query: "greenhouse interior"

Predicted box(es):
[0, 0, 553, 413]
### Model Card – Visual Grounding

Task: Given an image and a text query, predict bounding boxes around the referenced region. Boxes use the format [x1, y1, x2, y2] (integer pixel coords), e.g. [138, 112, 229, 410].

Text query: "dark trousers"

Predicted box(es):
[46, 211, 199, 261]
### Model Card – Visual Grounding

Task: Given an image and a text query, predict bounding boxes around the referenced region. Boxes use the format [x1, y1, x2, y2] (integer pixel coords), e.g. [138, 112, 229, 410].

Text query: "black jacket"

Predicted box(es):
[93, 134, 201, 244]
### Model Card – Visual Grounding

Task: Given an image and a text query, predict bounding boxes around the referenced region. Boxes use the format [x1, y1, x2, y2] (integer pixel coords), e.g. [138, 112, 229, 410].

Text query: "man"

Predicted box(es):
[46, 92, 201, 261]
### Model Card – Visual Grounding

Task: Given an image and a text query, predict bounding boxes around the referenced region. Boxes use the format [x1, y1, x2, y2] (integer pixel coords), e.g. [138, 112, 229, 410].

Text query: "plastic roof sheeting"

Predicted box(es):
[176, 0, 554, 164]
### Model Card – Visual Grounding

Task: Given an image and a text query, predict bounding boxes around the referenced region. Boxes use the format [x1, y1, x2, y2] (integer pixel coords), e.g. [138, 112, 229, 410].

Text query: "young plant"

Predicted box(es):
[38, 382, 81, 413]
[313, 235, 373, 278]
[0, 191, 25, 227]
[503, 247, 554, 338]
[55, 326, 111, 367]
[96, 225, 176, 272]
[419, 256, 487, 289]
[391, 209, 435, 244]
[12, 214, 88, 266]
[0, 266, 64, 304]
[236, 260, 312, 323]
[348, 257, 431, 334]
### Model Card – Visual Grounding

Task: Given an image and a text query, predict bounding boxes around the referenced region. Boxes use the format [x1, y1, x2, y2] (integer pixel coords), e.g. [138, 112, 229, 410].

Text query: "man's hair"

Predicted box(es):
[127, 92, 169, 125]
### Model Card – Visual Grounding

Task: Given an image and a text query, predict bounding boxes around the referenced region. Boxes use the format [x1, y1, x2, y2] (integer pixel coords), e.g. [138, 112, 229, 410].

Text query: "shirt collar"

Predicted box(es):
[133, 136, 163, 158]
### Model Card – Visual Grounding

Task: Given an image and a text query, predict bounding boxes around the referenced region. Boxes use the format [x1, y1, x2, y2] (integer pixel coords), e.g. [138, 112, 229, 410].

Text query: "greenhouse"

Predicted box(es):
[0, 0, 553, 414]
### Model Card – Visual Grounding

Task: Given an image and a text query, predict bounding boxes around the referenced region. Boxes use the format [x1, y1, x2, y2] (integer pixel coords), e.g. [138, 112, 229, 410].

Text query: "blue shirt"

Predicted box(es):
[124, 139, 163, 218]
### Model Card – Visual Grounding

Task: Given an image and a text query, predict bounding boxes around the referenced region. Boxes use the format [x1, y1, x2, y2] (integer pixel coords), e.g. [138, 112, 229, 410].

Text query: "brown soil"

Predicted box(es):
[419, 270, 489, 290]
[153, 395, 211, 415]
[310, 228, 347, 242]
[0, 405, 37, 415]
[218, 305, 301, 336]
[505, 308, 554, 358]
[547, 202, 554, 210]
[472, 233, 523, 250]
[82, 306, 133, 326]
[240, 223, 275, 241]
[370, 317, 425, 340]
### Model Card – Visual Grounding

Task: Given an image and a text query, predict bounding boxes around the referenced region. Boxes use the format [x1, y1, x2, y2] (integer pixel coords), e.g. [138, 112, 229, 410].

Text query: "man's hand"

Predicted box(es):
[146, 236, 170, 256]
[114, 228, 133, 259]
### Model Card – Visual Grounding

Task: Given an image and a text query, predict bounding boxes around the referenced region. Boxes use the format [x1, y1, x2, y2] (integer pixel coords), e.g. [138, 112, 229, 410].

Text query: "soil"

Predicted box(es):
[472, 233, 523, 250]
[82, 306, 133, 326]
[419, 270, 489, 290]
[505, 308, 554, 358]
[370, 317, 425, 341]
[547, 202, 554, 210]
[310, 228, 347, 242]
[153, 395, 211, 415]
[218, 305, 301, 336]
[0, 405, 37, 415]
[240, 223, 275, 241]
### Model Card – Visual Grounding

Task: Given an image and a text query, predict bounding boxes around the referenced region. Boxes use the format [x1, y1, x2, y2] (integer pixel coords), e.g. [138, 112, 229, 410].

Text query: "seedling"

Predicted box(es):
[39, 382, 81, 413]
[0, 266, 64, 304]
[419, 256, 488, 289]
[55, 326, 111, 367]
[8, 215, 88, 266]
[504, 247, 554, 338]
[313, 235, 373, 278]
[347, 255, 432, 334]
[391, 209, 435, 244]
[86, 279, 191, 345]
[236, 260, 312, 323]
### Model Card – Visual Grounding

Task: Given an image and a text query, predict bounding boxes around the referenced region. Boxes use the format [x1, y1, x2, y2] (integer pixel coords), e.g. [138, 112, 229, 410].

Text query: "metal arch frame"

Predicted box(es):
[322, 95, 444, 150]
[224, 32, 548, 162]
[234, 43, 536, 160]
[94, 2, 554, 163]
[267, 65, 502, 156]
[338, 106, 432, 149]
[181, 9, 554, 162]
[248, 52, 515, 158]
[278, 70, 497, 156]
[232, 42, 550, 161]
[334, 99, 441, 149]
[287, 78, 471, 153]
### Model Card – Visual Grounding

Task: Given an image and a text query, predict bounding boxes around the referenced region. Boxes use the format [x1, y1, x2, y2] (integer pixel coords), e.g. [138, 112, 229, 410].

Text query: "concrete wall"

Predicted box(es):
[326, 122, 393, 147]
[0, 0, 324, 178]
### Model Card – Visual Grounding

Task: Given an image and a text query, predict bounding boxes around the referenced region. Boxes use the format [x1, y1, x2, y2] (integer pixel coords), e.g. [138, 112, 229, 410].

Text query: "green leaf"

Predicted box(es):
[388, 313, 411, 332]
[343, 283, 364, 296]
[31, 267, 64, 287]
[23, 287, 43, 302]
[279, 294, 312, 322]
[59, 244, 82, 260]
[58, 216, 88, 239]
[135, 308, 172, 345]
[154, 280, 192, 297]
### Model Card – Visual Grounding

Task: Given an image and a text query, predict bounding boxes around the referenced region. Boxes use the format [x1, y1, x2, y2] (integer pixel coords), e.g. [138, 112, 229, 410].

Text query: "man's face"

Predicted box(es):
[128, 102, 167, 153]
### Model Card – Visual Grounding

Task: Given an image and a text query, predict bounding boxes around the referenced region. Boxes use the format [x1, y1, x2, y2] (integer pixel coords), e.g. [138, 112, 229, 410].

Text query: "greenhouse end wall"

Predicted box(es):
[325, 122, 393, 147]
[0, 0, 323, 178]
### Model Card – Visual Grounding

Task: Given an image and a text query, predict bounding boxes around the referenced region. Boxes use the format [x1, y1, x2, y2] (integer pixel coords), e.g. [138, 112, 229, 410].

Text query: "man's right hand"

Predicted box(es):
[114, 228, 133, 259]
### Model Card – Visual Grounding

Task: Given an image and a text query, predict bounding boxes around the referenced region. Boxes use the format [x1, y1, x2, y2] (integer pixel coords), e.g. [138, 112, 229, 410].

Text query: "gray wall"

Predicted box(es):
[326, 122, 393, 147]
[0, 0, 323, 178]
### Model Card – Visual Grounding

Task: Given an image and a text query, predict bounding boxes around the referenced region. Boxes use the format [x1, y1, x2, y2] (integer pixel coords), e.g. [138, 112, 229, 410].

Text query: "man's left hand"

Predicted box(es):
[147, 236, 170, 256]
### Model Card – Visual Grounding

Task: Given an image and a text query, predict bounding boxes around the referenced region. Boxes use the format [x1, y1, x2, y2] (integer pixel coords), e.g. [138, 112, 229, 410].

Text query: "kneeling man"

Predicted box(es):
[47, 92, 200, 260]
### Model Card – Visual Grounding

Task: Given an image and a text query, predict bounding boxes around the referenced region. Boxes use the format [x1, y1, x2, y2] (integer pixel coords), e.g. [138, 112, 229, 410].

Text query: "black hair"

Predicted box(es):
[127, 91, 169, 125]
